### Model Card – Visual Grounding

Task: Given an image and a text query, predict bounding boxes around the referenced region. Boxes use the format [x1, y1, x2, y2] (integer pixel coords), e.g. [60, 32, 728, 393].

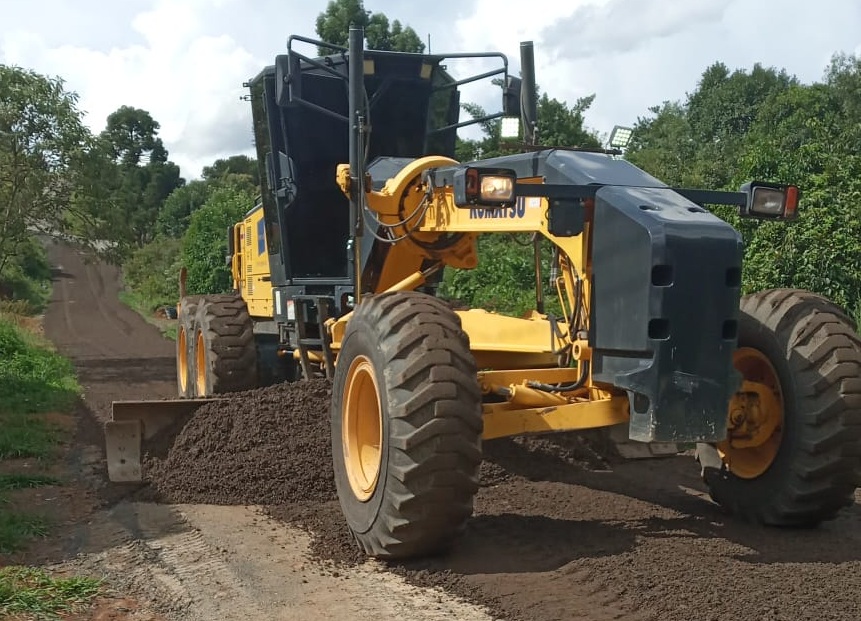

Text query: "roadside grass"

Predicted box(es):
[0, 314, 78, 465]
[0, 315, 74, 554]
[0, 312, 100, 615]
[0, 418, 58, 461]
[0, 474, 60, 490]
[0, 513, 50, 555]
[0, 318, 79, 418]
[0, 566, 101, 620]
[118, 289, 178, 341]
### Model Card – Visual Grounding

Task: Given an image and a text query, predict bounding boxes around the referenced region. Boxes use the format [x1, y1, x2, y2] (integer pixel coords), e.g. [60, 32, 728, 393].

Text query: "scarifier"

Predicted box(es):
[105, 29, 861, 559]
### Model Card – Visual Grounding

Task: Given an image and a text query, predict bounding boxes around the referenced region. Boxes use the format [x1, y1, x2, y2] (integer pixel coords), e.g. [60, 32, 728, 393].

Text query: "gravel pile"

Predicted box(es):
[147, 378, 336, 505]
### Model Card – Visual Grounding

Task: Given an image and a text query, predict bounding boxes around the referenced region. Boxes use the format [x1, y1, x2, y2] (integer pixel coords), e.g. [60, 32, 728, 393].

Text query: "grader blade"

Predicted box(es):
[105, 398, 216, 483]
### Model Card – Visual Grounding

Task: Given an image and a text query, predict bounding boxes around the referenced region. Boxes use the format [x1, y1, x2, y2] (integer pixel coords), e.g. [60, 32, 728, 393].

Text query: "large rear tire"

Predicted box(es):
[176, 296, 199, 398]
[193, 294, 258, 396]
[697, 289, 861, 526]
[331, 291, 483, 559]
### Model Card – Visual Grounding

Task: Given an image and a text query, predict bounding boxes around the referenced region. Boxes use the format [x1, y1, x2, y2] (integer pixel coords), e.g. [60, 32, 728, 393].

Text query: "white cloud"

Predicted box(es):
[540, 0, 730, 60]
[450, 0, 861, 142]
[0, 0, 285, 178]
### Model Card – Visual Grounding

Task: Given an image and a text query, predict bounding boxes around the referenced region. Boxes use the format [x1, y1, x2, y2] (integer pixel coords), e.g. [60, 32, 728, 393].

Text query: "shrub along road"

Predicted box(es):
[39, 240, 861, 621]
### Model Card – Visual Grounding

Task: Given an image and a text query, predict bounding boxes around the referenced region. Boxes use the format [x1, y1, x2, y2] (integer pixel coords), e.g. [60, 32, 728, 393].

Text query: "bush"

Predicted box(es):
[181, 186, 254, 295]
[439, 234, 563, 317]
[122, 237, 183, 311]
[0, 237, 52, 314]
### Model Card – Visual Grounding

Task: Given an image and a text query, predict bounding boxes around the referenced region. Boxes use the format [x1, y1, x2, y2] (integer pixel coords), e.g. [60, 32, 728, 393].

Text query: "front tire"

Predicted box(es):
[331, 291, 483, 559]
[697, 289, 861, 526]
[193, 294, 258, 396]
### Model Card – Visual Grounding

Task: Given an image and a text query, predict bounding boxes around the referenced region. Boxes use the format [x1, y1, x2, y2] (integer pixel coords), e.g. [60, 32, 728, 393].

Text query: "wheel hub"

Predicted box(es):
[718, 347, 784, 479]
[342, 355, 383, 502]
[195, 330, 206, 397]
[178, 326, 188, 392]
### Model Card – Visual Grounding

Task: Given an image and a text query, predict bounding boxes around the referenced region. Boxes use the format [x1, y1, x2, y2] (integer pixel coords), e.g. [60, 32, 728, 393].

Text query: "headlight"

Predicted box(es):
[750, 187, 786, 215]
[739, 182, 800, 220]
[480, 175, 514, 202]
[453, 166, 518, 208]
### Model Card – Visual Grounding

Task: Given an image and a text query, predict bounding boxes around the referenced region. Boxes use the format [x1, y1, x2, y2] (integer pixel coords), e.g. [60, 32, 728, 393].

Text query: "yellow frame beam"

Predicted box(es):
[482, 395, 630, 440]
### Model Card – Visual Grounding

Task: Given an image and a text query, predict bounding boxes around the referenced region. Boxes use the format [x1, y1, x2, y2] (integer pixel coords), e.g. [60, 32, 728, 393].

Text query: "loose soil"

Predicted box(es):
[147, 379, 335, 505]
[33, 241, 861, 621]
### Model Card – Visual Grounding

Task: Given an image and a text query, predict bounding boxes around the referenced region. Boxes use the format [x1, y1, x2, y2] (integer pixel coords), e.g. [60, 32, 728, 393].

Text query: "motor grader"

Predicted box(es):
[105, 28, 861, 560]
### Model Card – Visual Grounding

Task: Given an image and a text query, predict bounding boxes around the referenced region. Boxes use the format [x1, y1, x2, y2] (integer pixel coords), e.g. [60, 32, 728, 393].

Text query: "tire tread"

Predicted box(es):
[704, 288, 861, 526]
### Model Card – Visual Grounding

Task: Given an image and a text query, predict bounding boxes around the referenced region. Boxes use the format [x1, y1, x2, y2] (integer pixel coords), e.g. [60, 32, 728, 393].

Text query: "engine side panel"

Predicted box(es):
[236, 204, 274, 320]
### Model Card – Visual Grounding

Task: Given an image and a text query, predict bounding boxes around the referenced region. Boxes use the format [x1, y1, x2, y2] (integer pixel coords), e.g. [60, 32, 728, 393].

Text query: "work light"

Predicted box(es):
[500, 117, 520, 139]
[608, 125, 633, 149]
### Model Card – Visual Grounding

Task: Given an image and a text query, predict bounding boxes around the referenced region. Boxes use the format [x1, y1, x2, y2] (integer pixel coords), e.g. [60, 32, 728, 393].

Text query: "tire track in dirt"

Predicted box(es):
[82, 252, 136, 338]
[64, 501, 496, 621]
[55, 261, 116, 359]
[44, 242, 176, 421]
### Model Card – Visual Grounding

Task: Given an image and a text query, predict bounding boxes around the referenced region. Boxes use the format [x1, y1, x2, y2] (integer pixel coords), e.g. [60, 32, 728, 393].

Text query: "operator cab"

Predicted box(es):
[245, 37, 518, 308]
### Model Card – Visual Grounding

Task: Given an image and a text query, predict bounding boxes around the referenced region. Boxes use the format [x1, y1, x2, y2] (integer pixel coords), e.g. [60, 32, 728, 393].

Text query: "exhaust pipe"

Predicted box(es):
[519, 41, 538, 145]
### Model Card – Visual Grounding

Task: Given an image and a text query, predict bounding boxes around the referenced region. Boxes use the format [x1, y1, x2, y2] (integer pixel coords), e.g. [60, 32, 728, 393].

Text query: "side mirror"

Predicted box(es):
[265, 151, 298, 202]
[738, 181, 800, 220]
[502, 76, 522, 117]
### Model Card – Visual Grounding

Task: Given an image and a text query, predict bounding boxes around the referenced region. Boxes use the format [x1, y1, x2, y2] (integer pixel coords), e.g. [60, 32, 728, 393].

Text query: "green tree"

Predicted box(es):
[155, 180, 212, 239]
[535, 93, 601, 149]
[733, 82, 861, 311]
[181, 186, 255, 295]
[0, 65, 94, 274]
[315, 0, 368, 51]
[365, 13, 425, 52]
[202, 154, 260, 188]
[315, 0, 424, 54]
[98, 106, 184, 251]
[625, 102, 700, 187]
[440, 235, 560, 317]
[687, 62, 795, 189]
[156, 155, 264, 240]
[626, 55, 861, 320]
[627, 62, 796, 189]
[0, 235, 52, 311]
[101, 105, 165, 167]
[455, 102, 504, 161]
[457, 89, 600, 161]
[824, 53, 861, 148]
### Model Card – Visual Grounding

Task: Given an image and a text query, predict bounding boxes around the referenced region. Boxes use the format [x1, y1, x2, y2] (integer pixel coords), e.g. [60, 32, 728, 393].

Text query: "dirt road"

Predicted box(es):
[41, 241, 861, 621]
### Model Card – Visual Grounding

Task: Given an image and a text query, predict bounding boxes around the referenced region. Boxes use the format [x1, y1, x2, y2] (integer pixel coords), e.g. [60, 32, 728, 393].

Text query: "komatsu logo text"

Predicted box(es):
[469, 198, 526, 219]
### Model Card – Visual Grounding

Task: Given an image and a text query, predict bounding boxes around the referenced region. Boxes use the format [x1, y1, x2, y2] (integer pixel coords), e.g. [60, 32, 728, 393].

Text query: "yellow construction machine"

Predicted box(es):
[106, 29, 861, 559]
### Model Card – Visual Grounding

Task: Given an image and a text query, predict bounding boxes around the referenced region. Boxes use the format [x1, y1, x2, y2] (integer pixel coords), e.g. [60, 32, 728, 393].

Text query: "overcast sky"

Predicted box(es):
[2, 0, 859, 179]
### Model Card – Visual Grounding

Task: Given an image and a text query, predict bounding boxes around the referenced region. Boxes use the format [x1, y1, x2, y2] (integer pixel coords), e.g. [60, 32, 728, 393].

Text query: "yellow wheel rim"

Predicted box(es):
[178, 326, 188, 393]
[718, 347, 784, 479]
[342, 355, 383, 502]
[195, 330, 207, 397]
